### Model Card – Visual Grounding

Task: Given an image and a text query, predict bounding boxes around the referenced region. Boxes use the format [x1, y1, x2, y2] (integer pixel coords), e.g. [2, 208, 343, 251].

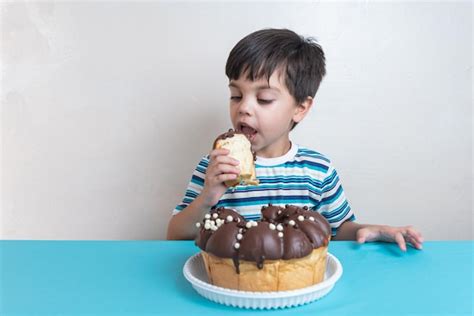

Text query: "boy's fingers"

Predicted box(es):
[405, 235, 423, 250]
[404, 229, 424, 248]
[356, 228, 368, 243]
[394, 232, 407, 252]
[209, 148, 230, 159]
[216, 173, 237, 184]
[214, 155, 240, 166]
[215, 164, 240, 175]
[406, 227, 424, 243]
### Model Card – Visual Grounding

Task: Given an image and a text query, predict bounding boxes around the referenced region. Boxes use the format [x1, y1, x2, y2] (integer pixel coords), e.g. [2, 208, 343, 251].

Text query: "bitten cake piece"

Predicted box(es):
[213, 129, 259, 187]
[195, 204, 331, 292]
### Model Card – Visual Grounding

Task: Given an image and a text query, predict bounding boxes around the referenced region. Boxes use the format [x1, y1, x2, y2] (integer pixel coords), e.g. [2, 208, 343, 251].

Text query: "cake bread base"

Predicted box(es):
[201, 247, 328, 292]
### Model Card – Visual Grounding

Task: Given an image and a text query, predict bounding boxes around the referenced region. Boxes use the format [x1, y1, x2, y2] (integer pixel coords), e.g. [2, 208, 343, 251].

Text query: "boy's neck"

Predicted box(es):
[255, 139, 292, 159]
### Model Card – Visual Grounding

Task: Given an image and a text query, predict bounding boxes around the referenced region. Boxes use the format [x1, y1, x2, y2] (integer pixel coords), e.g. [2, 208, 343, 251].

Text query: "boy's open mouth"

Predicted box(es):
[238, 123, 258, 142]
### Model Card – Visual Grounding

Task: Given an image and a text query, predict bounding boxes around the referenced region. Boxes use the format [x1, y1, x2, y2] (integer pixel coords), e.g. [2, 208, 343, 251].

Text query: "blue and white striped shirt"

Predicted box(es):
[173, 143, 355, 236]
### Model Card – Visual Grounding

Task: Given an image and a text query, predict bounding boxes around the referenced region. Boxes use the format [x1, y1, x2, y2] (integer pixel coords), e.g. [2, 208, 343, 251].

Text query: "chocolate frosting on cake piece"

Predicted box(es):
[212, 129, 238, 149]
[195, 229, 213, 251]
[285, 205, 331, 247]
[303, 210, 331, 241]
[261, 204, 285, 222]
[289, 215, 329, 248]
[195, 207, 245, 251]
[211, 206, 246, 223]
[238, 222, 284, 268]
[281, 225, 313, 260]
[213, 129, 248, 149]
[195, 205, 331, 273]
[205, 222, 241, 258]
[212, 129, 257, 161]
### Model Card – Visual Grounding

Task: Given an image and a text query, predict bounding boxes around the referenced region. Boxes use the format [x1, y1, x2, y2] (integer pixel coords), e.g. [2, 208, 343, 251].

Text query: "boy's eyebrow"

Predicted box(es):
[228, 82, 280, 92]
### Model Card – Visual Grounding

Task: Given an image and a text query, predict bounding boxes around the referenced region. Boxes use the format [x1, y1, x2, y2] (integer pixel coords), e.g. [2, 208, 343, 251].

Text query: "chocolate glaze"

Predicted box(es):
[205, 222, 241, 258]
[195, 228, 213, 251]
[196, 208, 240, 249]
[212, 129, 238, 149]
[261, 204, 284, 222]
[211, 206, 246, 222]
[281, 225, 314, 260]
[238, 222, 284, 268]
[195, 205, 331, 273]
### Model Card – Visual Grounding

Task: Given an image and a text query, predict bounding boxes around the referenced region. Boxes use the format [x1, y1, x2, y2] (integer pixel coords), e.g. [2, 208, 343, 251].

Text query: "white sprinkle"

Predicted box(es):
[252, 221, 258, 227]
[212, 213, 218, 219]
[246, 222, 252, 229]
[236, 233, 243, 240]
[239, 228, 243, 233]
[226, 215, 233, 222]
[278, 232, 284, 238]
[289, 220, 296, 226]
[298, 215, 305, 221]
[277, 224, 284, 231]
[205, 214, 211, 219]
[309, 216, 315, 221]
[269, 223, 276, 230]
[277, 210, 282, 214]
[196, 222, 201, 228]
[204, 223, 211, 230]
[237, 218, 241, 222]
[211, 226, 218, 231]
[234, 243, 240, 249]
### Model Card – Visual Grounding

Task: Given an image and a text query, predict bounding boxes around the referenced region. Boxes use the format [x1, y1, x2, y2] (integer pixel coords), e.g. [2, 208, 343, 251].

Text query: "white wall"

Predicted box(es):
[1, 1, 472, 240]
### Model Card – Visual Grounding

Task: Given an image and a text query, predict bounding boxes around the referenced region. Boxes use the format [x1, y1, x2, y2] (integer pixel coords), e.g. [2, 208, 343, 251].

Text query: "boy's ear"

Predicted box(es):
[293, 96, 313, 123]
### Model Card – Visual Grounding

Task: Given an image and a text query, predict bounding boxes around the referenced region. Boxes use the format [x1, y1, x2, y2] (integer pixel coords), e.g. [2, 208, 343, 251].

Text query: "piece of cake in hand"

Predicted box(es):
[213, 129, 259, 187]
[195, 205, 331, 292]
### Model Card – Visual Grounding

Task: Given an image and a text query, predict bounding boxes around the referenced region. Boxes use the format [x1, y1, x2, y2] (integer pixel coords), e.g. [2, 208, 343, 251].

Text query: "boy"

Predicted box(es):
[167, 28, 423, 251]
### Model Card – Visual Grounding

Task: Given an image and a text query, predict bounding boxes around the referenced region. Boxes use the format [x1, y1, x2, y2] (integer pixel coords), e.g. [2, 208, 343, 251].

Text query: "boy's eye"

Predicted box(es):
[258, 99, 274, 104]
[230, 96, 274, 104]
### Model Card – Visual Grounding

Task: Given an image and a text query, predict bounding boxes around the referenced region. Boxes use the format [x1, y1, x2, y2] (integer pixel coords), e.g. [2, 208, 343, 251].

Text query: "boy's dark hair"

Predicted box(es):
[225, 28, 326, 129]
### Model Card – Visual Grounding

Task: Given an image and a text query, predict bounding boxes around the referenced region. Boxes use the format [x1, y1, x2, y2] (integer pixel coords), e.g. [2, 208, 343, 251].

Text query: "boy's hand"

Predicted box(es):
[200, 148, 240, 208]
[356, 225, 424, 251]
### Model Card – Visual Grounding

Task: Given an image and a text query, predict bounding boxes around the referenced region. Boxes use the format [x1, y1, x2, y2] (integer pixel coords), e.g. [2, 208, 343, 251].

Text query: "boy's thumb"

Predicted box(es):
[356, 229, 367, 243]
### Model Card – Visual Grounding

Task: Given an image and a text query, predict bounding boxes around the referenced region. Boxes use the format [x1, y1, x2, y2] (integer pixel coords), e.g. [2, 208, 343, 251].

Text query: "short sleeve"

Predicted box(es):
[172, 156, 209, 216]
[315, 163, 355, 236]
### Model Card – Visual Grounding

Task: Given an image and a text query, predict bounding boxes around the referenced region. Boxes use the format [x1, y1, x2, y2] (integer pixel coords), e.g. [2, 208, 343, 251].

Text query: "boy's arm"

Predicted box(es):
[331, 220, 362, 240]
[333, 220, 424, 251]
[167, 148, 240, 240]
[166, 195, 212, 240]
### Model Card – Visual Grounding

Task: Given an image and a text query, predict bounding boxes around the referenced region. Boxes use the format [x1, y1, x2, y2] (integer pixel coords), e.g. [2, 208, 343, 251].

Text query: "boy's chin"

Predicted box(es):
[251, 143, 265, 156]
[249, 141, 258, 151]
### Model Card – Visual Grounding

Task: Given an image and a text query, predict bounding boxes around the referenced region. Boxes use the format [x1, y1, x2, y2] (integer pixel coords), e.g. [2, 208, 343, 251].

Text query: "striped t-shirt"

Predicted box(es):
[172, 143, 355, 236]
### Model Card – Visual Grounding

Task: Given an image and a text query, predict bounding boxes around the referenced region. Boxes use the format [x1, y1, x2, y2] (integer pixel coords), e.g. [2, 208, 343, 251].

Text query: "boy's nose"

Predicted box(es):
[238, 99, 253, 116]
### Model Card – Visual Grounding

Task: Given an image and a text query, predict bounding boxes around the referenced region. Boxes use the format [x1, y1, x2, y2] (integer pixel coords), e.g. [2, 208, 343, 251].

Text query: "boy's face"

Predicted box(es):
[228, 69, 311, 158]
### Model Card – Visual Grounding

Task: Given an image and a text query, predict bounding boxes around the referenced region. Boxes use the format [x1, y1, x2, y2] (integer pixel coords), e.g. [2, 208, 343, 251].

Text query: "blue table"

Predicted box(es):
[0, 241, 472, 315]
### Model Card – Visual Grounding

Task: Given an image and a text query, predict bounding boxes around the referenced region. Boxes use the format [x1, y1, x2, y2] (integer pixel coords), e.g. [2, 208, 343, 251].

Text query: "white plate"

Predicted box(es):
[183, 252, 343, 309]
